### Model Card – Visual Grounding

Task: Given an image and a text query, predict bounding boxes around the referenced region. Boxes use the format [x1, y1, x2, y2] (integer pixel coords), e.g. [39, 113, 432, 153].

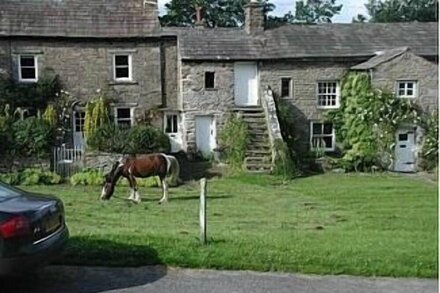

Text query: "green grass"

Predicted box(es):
[23, 173, 438, 278]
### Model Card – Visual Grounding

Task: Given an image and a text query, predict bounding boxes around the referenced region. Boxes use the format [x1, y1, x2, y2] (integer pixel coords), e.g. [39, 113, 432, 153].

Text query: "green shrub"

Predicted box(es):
[84, 96, 110, 139]
[219, 115, 249, 170]
[70, 169, 105, 186]
[0, 168, 61, 185]
[421, 113, 438, 171]
[273, 139, 297, 179]
[70, 169, 159, 187]
[125, 125, 171, 154]
[87, 124, 170, 154]
[12, 117, 55, 158]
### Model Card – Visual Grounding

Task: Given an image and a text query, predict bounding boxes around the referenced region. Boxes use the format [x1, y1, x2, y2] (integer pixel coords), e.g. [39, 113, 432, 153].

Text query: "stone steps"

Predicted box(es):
[233, 106, 272, 173]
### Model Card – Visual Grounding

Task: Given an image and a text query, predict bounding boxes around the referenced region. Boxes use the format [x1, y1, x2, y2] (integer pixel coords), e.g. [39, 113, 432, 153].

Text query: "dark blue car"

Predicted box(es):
[0, 182, 69, 275]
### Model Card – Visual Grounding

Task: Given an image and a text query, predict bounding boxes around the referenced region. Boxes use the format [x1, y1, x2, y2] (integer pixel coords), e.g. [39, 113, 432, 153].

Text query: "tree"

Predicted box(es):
[294, 0, 343, 24]
[362, 0, 438, 22]
[160, 0, 275, 28]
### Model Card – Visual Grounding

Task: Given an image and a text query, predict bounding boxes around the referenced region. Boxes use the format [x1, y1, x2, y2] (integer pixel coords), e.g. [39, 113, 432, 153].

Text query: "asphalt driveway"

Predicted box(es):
[0, 265, 437, 293]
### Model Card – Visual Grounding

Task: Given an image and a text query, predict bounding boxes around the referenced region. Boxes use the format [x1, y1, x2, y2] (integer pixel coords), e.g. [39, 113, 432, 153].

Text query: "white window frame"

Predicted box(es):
[280, 77, 293, 98]
[18, 55, 38, 82]
[114, 107, 135, 128]
[396, 81, 418, 99]
[113, 54, 132, 82]
[73, 110, 86, 133]
[164, 113, 179, 134]
[316, 81, 340, 109]
[310, 121, 336, 152]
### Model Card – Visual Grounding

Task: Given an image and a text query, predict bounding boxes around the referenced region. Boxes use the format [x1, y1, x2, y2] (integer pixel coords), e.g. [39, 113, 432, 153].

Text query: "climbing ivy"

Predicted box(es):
[84, 93, 110, 139]
[327, 72, 421, 171]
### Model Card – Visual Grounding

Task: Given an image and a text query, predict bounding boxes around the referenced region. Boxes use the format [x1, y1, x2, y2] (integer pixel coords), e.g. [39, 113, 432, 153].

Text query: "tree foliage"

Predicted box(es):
[160, 0, 275, 27]
[160, 0, 343, 28]
[362, 0, 438, 22]
[294, 0, 343, 23]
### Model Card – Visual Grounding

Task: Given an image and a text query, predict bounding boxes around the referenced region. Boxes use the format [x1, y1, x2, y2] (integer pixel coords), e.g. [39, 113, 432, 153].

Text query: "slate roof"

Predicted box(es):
[0, 0, 160, 38]
[351, 47, 410, 70]
[163, 22, 438, 60]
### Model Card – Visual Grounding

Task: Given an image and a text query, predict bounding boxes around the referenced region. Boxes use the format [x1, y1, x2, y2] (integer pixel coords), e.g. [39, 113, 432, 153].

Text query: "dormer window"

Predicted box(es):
[19, 55, 38, 82]
[113, 54, 132, 81]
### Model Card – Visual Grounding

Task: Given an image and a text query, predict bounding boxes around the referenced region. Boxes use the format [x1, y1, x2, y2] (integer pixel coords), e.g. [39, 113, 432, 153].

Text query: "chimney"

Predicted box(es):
[195, 6, 206, 27]
[244, 0, 265, 34]
[143, 0, 160, 27]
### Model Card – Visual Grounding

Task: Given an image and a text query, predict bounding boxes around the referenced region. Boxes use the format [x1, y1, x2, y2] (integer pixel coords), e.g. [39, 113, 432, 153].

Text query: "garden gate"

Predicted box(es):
[53, 146, 84, 178]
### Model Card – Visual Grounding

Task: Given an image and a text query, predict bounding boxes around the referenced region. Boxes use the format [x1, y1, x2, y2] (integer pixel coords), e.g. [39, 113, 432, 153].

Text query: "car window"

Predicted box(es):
[0, 183, 22, 199]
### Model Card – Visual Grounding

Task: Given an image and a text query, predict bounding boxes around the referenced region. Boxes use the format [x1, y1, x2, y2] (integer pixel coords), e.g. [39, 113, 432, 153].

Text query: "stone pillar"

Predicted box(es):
[244, 0, 265, 34]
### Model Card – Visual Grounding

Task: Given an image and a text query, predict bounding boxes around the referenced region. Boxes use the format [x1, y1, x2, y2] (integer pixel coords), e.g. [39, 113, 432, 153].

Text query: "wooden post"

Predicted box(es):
[200, 178, 207, 245]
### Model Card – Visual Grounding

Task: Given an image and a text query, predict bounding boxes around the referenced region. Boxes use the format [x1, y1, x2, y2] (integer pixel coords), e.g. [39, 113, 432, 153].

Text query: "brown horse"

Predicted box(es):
[100, 153, 180, 204]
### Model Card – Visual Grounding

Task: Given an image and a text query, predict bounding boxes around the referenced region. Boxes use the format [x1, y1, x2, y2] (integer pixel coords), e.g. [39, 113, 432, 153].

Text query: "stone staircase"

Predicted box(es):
[234, 107, 272, 172]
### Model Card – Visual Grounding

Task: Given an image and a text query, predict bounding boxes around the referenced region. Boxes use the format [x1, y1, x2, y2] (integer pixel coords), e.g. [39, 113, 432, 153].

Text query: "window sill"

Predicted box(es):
[317, 106, 340, 110]
[109, 80, 138, 86]
[18, 79, 38, 83]
[205, 88, 218, 91]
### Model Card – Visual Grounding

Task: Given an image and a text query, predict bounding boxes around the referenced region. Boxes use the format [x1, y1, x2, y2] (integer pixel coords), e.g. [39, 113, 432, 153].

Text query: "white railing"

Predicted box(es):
[53, 145, 84, 178]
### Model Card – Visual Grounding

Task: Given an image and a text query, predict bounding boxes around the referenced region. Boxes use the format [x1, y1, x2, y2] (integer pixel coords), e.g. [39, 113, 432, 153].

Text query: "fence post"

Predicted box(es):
[200, 178, 207, 245]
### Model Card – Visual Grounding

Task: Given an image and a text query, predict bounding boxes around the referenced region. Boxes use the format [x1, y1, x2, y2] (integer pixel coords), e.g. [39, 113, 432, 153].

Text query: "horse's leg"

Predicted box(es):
[127, 176, 135, 201]
[132, 176, 141, 204]
[158, 176, 169, 204]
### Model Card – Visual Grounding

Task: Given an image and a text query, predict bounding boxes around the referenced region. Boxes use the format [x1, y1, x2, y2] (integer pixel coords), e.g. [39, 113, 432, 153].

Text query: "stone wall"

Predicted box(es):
[259, 60, 356, 152]
[161, 38, 179, 110]
[371, 52, 438, 112]
[82, 151, 122, 173]
[0, 156, 51, 172]
[0, 38, 180, 126]
[180, 61, 235, 152]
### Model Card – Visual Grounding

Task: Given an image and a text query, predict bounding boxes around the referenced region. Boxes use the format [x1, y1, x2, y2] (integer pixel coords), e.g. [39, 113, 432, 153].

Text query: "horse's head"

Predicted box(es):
[100, 161, 121, 200]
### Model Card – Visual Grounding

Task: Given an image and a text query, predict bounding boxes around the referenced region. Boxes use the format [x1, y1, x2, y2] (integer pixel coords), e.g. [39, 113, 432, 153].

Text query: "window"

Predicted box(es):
[115, 107, 133, 128]
[396, 81, 417, 98]
[74, 111, 85, 132]
[310, 122, 335, 151]
[281, 78, 292, 98]
[205, 72, 215, 89]
[19, 55, 38, 82]
[317, 81, 340, 108]
[114, 54, 132, 81]
[165, 114, 179, 134]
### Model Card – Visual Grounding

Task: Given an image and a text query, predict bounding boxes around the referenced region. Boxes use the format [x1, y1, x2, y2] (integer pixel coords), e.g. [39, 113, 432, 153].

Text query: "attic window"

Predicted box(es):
[19, 55, 38, 82]
[205, 72, 215, 89]
[396, 81, 417, 98]
[114, 54, 132, 81]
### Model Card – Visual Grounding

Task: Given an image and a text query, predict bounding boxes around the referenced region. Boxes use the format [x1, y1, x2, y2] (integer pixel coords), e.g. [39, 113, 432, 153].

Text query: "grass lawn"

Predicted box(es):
[23, 173, 437, 278]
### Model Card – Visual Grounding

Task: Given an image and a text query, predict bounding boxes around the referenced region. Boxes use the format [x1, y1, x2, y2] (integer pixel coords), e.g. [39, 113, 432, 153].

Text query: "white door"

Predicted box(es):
[164, 113, 183, 152]
[73, 111, 85, 149]
[394, 128, 416, 172]
[234, 62, 259, 106]
[196, 116, 216, 157]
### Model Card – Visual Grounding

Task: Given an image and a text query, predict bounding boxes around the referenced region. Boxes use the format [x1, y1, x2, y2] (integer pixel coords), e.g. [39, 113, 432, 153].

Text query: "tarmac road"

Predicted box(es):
[0, 265, 437, 293]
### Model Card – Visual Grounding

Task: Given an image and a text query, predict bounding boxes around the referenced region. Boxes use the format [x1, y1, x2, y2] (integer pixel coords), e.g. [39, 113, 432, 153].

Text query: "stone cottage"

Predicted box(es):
[0, 0, 437, 172]
[0, 0, 179, 149]
[168, 2, 438, 171]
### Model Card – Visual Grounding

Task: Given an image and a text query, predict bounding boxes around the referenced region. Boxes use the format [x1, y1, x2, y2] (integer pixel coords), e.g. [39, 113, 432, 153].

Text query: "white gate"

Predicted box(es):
[53, 146, 84, 178]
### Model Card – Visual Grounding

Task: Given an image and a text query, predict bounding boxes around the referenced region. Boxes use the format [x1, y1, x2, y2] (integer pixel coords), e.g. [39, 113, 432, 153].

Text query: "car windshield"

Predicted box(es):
[0, 182, 22, 199]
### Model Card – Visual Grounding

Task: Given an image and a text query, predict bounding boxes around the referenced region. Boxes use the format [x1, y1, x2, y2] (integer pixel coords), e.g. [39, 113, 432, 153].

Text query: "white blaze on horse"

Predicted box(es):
[100, 153, 180, 204]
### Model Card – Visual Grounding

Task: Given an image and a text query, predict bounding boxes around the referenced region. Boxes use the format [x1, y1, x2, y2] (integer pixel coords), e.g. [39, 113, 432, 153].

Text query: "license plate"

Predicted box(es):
[44, 215, 61, 233]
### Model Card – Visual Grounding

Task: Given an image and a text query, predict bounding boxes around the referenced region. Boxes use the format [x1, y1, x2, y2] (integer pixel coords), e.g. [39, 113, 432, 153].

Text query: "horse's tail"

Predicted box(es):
[164, 155, 181, 187]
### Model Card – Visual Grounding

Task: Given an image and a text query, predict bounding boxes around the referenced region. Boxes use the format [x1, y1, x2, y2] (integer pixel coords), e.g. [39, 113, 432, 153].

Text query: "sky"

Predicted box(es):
[157, 0, 369, 23]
